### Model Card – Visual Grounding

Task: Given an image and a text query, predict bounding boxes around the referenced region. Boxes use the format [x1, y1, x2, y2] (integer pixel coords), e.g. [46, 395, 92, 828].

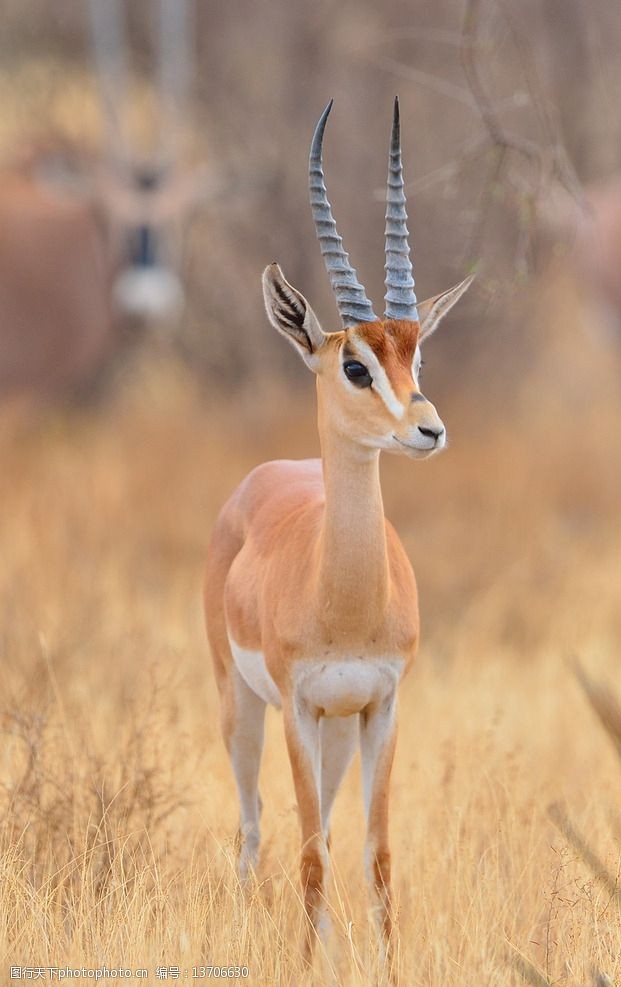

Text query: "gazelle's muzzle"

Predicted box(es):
[393, 399, 446, 456]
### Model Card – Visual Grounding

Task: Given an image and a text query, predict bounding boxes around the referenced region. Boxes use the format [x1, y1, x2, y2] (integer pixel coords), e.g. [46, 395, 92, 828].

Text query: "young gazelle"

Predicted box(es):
[204, 98, 473, 955]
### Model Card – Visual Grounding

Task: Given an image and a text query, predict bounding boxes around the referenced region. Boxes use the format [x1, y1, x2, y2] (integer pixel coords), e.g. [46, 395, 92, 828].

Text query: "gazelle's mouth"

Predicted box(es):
[392, 434, 444, 456]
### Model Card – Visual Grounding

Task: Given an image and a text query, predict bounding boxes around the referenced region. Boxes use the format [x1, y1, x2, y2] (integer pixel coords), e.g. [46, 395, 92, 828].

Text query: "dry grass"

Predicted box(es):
[0, 306, 621, 987]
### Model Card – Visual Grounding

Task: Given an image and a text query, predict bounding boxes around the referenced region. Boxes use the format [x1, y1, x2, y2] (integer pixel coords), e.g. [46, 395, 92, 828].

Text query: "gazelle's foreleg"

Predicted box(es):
[221, 666, 266, 882]
[283, 699, 329, 959]
[320, 715, 358, 841]
[360, 696, 398, 950]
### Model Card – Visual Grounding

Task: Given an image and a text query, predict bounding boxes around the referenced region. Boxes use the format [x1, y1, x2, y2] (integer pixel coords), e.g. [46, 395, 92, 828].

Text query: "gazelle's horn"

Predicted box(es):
[309, 100, 377, 328]
[384, 96, 418, 321]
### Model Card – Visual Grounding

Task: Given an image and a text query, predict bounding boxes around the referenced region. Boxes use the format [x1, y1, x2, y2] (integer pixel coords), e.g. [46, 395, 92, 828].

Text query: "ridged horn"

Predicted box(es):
[309, 100, 377, 328]
[384, 96, 418, 321]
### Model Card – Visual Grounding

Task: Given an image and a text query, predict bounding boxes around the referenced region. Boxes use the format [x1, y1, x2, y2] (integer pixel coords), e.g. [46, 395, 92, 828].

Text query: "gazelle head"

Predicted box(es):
[263, 98, 474, 459]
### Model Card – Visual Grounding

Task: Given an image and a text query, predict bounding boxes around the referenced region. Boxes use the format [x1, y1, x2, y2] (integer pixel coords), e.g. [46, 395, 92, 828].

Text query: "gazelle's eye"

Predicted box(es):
[343, 360, 372, 388]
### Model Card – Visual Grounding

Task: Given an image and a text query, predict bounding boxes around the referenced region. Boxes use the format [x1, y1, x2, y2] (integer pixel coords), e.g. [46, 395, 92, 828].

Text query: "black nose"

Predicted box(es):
[418, 425, 444, 440]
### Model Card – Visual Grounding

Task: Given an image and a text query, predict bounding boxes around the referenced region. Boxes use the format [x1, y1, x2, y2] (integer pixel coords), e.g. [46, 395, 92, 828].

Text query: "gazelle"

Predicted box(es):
[204, 98, 473, 957]
[0, 141, 206, 399]
[0, 0, 203, 399]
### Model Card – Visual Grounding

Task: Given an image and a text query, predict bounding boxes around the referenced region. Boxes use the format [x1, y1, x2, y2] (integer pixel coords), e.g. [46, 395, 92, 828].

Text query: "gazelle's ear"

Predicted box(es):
[262, 263, 326, 370]
[418, 274, 475, 342]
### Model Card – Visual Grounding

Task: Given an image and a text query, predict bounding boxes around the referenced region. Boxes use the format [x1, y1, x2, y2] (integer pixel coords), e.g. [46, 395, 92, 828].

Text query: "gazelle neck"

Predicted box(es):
[316, 397, 390, 633]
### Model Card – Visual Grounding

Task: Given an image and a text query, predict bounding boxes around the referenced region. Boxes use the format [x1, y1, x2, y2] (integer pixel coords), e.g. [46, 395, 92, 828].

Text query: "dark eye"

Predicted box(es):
[343, 360, 372, 388]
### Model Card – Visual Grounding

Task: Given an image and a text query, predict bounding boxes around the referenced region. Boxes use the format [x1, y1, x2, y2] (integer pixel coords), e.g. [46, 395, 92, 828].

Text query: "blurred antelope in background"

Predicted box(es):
[0, 0, 205, 400]
[204, 97, 473, 960]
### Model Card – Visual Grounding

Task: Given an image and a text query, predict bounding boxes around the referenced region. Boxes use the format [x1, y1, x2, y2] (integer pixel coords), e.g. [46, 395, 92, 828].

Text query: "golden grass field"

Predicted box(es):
[2, 274, 621, 986]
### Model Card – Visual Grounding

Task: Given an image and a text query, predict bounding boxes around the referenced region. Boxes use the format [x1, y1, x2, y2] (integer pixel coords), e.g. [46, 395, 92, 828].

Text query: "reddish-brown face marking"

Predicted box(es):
[356, 320, 419, 366]
[354, 319, 420, 399]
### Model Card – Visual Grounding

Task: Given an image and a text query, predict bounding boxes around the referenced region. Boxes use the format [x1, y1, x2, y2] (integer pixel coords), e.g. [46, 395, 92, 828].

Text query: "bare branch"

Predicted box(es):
[363, 53, 476, 108]
[573, 659, 621, 762]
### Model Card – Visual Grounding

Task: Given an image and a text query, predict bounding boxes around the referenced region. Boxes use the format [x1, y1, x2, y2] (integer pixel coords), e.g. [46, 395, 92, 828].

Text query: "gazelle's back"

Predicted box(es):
[214, 458, 325, 545]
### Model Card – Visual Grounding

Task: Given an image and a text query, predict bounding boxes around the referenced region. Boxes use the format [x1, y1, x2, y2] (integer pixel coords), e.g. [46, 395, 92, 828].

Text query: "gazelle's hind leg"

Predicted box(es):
[360, 696, 398, 961]
[320, 715, 358, 841]
[204, 520, 266, 882]
[221, 665, 266, 882]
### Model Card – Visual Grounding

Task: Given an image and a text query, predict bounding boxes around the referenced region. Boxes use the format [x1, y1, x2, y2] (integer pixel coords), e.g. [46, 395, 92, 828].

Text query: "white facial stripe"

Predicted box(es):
[412, 345, 422, 382]
[348, 337, 405, 419]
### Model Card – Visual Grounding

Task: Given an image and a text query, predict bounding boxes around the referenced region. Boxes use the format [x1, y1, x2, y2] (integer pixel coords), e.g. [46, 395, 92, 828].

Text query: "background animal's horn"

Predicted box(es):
[384, 96, 418, 321]
[309, 100, 378, 328]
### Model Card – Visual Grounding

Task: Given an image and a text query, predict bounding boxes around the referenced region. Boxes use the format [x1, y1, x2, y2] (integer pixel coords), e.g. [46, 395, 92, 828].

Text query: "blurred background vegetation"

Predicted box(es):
[0, 0, 620, 387]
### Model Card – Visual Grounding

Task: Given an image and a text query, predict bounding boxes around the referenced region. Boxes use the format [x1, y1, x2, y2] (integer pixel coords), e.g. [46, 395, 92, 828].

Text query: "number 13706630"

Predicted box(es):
[192, 968, 249, 979]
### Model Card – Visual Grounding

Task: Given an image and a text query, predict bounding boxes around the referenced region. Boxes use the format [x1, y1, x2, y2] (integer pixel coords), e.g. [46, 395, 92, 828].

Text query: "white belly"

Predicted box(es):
[228, 636, 282, 708]
[228, 637, 404, 717]
[294, 658, 404, 718]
